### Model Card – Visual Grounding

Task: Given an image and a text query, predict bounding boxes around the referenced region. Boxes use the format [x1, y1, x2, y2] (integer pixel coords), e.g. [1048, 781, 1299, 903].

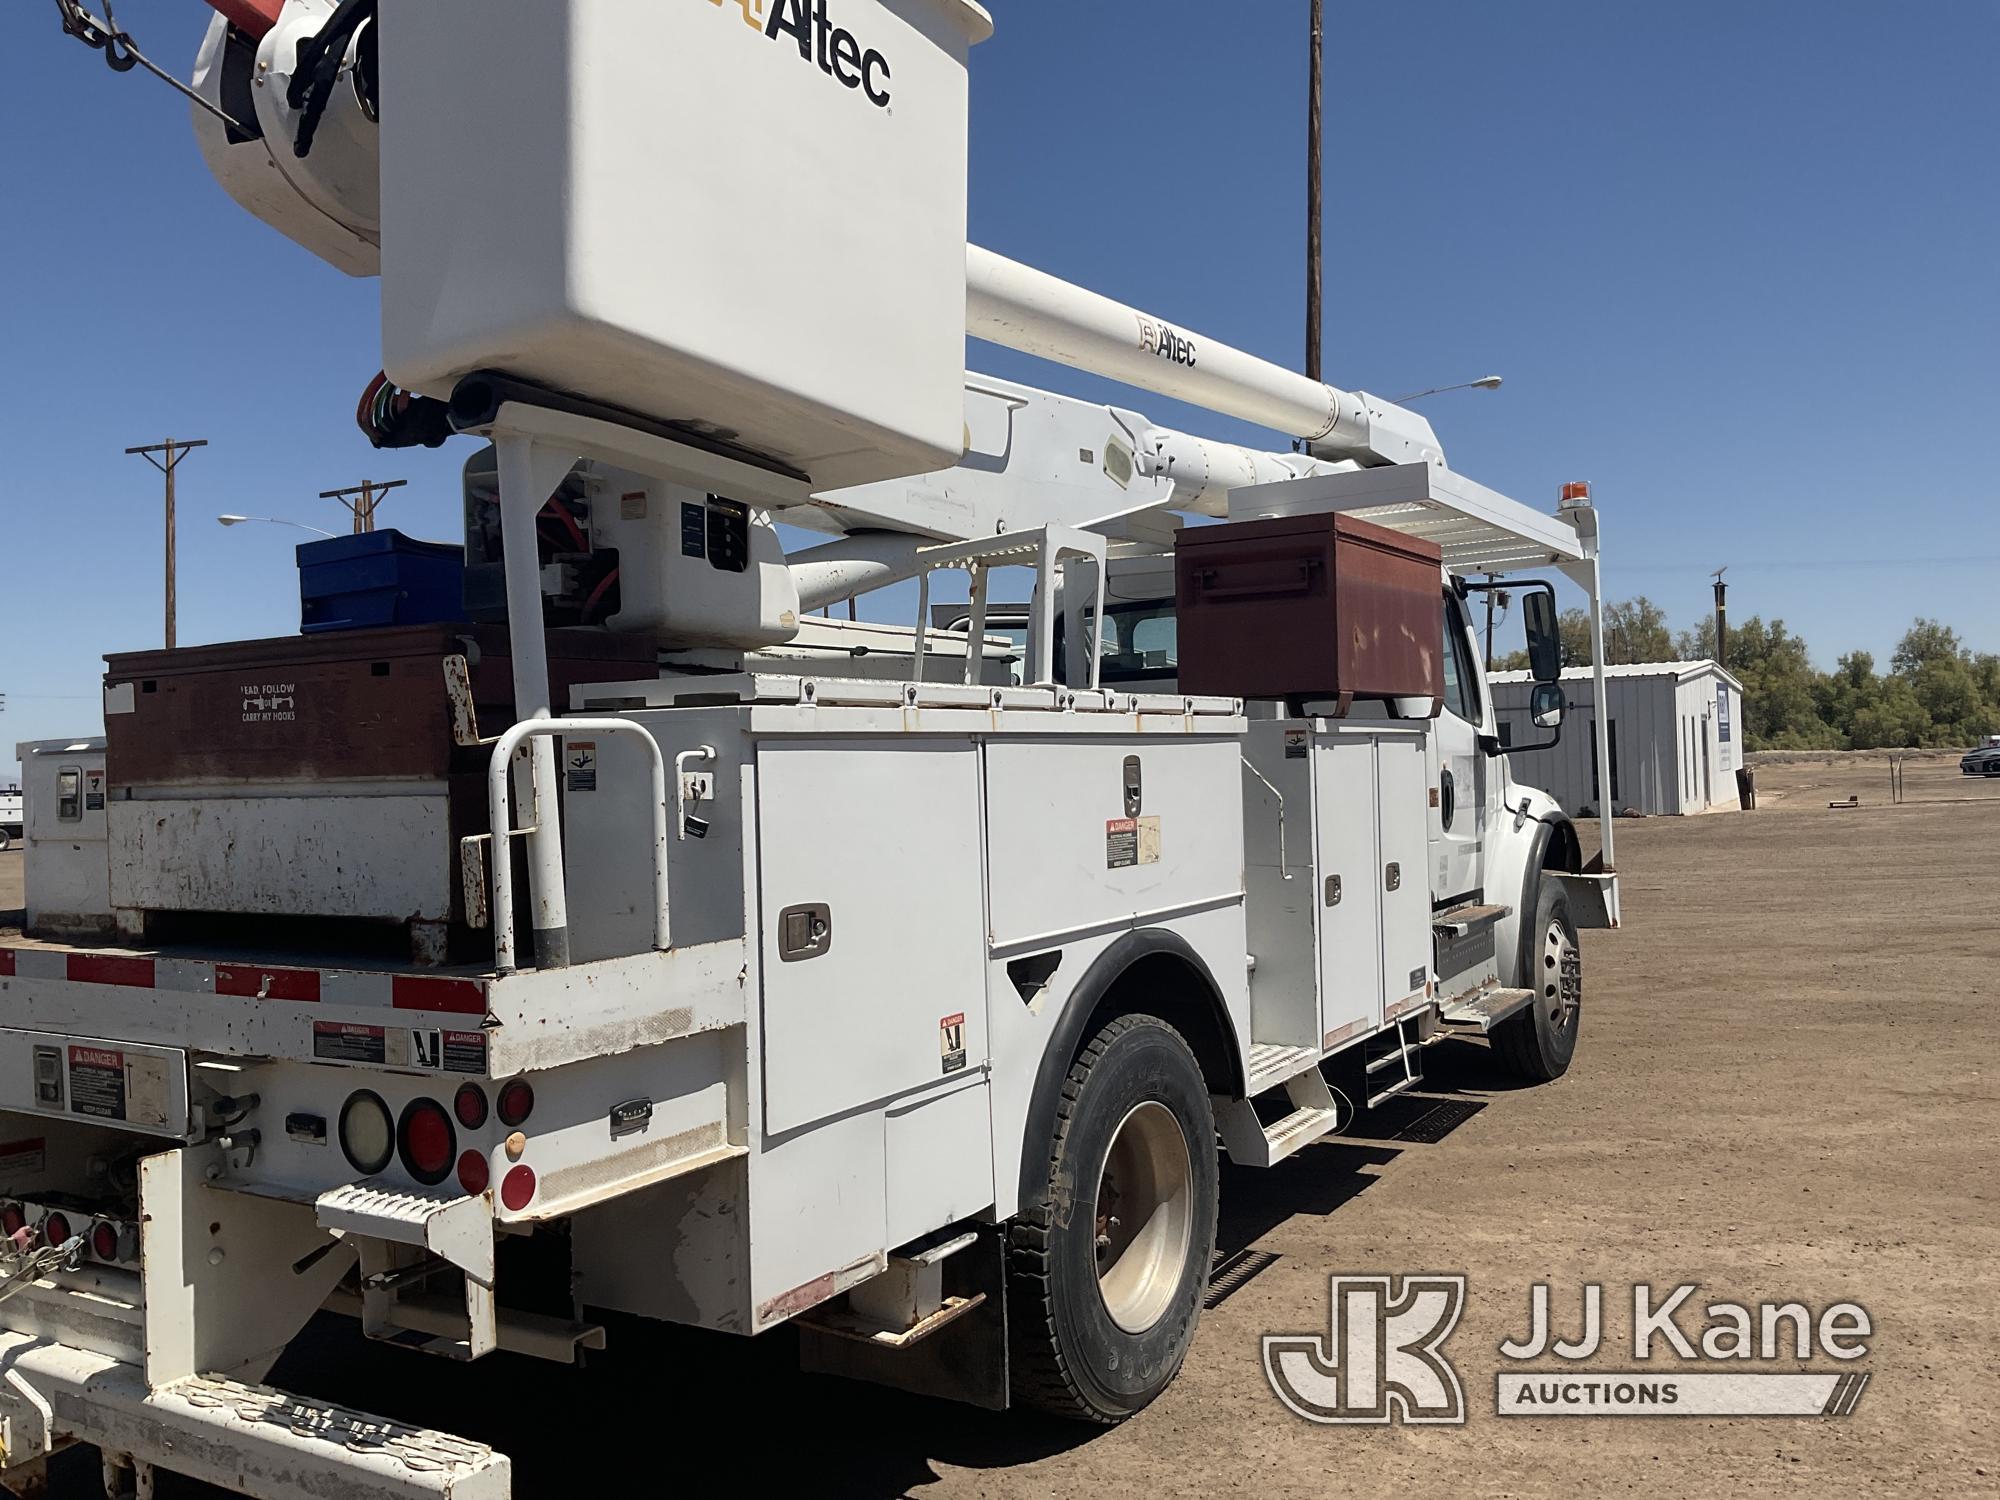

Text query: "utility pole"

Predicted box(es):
[126, 439, 208, 649]
[321, 478, 408, 535]
[1305, 0, 1323, 382]
[1712, 567, 1729, 668]
[1482, 574, 1499, 670]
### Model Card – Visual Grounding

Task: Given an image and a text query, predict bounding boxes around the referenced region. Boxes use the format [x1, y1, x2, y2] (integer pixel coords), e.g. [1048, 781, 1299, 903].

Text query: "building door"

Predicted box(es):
[1701, 713, 1713, 809]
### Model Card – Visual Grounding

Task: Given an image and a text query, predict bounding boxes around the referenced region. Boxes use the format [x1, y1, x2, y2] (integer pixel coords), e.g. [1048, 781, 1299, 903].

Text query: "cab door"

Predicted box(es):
[1426, 592, 1488, 905]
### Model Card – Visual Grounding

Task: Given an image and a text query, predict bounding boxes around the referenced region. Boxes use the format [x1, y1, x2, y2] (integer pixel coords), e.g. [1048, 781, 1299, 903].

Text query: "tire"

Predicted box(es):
[1007, 1013, 1219, 1423]
[0, 828, 12, 852]
[1495, 878, 1582, 1081]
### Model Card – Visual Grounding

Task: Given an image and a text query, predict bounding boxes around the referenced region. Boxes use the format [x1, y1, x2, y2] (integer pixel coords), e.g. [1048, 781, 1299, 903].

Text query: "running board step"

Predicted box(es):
[1216, 1064, 1343, 1168]
[1244, 1041, 1324, 1097]
[1433, 901, 1511, 938]
[1365, 1071, 1421, 1110]
[1438, 986, 1536, 1034]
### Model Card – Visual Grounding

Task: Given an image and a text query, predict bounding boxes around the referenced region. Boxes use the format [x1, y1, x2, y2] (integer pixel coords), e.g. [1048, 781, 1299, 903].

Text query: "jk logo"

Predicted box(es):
[1263, 1274, 1468, 1424]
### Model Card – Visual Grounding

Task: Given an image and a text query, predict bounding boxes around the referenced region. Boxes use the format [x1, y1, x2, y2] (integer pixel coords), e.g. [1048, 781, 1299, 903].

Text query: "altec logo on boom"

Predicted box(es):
[710, 0, 893, 108]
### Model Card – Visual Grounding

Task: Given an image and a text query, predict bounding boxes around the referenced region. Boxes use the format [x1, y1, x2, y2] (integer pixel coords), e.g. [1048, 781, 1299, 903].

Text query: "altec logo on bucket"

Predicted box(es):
[709, 0, 894, 108]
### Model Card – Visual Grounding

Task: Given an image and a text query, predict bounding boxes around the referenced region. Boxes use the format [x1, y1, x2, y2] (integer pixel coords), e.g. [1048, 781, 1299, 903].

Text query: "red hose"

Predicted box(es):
[581, 568, 621, 624]
[205, 0, 284, 40]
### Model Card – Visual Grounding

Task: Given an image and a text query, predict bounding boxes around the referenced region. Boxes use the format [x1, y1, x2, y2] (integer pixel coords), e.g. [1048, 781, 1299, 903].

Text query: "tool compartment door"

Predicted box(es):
[1377, 731, 1433, 1010]
[1312, 733, 1385, 1046]
[755, 740, 986, 1136]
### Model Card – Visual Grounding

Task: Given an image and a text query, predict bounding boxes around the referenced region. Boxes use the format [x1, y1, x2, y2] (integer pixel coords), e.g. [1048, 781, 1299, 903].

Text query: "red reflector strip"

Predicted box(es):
[66, 955, 155, 989]
[391, 977, 487, 1015]
[214, 964, 321, 1002]
[0, 950, 14, 977]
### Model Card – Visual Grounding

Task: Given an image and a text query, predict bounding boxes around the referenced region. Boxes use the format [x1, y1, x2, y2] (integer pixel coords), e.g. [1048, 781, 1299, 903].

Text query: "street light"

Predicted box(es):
[216, 515, 337, 538]
[1389, 375, 1504, 403]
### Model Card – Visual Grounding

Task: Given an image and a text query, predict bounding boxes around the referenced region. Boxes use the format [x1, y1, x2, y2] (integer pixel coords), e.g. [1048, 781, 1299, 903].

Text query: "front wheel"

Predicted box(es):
[1495, 879, 1582, 1081]
[0, 828, 12, 852]
[1008, 1013, 1218, 1423]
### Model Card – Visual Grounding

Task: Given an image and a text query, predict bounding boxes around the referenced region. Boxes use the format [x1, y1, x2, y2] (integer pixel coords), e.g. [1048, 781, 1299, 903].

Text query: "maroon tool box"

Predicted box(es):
[104, 624, 655, 788]
[99, 625, 658, 962]
[1174, 512, 1443, 705]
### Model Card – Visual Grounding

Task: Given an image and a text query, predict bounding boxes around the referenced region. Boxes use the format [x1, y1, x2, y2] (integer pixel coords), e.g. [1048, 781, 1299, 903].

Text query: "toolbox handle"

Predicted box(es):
[1194, 557, 1321, 600]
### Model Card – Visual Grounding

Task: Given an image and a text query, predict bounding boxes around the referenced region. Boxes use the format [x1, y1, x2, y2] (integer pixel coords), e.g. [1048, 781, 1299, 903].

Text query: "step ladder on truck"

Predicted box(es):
[5, 1, 1620, 1493]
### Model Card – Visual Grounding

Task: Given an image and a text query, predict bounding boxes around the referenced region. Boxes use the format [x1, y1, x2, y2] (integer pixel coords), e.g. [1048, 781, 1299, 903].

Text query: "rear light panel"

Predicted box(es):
[454, 1083, 489, 1130]
[339, 1090, 396, 1177]
[457, 1149, 490, 1197]
[500, 1165, 536, 1213]
[496, 1078, 535, 1128]
[397, 1098, 457, 1186]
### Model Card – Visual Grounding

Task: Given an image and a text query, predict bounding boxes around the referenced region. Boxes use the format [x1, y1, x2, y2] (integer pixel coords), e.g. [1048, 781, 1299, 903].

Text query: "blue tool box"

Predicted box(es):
[297, 530, 467, 634]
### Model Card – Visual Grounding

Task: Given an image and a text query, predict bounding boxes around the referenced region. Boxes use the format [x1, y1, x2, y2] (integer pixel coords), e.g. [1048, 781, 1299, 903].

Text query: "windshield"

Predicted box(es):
[1085, 598, 1179, 684]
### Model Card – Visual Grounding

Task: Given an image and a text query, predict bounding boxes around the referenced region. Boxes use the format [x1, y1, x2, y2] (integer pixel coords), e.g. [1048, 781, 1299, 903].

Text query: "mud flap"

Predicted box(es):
[796, 1227, 1010, 1410]
[1551, 871, 1619, 930]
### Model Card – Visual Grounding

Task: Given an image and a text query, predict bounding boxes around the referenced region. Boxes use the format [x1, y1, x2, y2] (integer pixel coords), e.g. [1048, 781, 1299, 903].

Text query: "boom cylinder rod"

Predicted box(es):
[966, 245, 1370, 447]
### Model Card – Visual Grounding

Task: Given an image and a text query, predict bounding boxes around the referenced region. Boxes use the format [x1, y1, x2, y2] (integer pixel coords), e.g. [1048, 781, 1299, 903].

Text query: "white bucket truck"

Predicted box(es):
[5, 2, 1620, 1492]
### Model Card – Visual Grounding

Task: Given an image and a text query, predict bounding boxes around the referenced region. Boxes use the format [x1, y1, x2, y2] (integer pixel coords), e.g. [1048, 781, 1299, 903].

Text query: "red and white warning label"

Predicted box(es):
[66, 1046, 170, 1128]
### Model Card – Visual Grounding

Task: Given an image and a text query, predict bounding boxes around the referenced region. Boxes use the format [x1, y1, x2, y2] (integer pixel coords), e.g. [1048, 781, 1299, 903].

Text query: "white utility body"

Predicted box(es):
[9, 2, 1622, 1492]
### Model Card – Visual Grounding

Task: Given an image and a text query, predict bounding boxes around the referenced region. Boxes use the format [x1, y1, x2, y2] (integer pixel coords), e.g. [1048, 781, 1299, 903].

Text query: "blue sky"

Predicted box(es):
[4, 1, 1996, 776]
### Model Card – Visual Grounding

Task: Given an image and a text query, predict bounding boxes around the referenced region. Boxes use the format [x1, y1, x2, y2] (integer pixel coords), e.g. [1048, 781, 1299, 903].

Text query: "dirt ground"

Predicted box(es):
[1, 754, 1996, 1497]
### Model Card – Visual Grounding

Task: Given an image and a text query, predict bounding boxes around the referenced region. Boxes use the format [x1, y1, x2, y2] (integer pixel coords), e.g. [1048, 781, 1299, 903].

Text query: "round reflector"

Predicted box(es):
[43, 1212, 72, 1249]
[91, 1221, 119, 1261]
[457, 1150, 490, 1197]
[454, 1083, 489, 1130]
[500, 1165, 536, 1213]
[339, 1091, 395, 1177]
[496, 1078, 535, 1128]
[398, 1099, 456, 1186]
[0, 1203, 23, 1237]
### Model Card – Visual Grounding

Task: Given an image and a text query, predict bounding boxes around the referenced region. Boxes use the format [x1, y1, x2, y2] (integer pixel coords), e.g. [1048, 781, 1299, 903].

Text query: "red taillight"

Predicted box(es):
[42, 1212, 72, 1249]
[454, 1083, 489, 1130]
[0, 1203, 22, 1238]
[456, 1150, 490, 1196]
[500, 1165, 536, 1212]
[496, 1079, 535, 1128]
[91, 1221, 119, 1261]
[397, 1099, 456, 1186]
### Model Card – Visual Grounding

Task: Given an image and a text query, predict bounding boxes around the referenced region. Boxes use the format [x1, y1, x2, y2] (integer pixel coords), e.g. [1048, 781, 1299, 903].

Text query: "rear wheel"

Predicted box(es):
[1008, 1013, 1218, 1423]
[1495, 879, 1581, 1081]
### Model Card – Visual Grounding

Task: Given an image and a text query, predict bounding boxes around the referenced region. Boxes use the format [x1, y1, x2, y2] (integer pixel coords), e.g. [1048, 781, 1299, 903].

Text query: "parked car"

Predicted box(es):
[1961, 739, 2000, 775]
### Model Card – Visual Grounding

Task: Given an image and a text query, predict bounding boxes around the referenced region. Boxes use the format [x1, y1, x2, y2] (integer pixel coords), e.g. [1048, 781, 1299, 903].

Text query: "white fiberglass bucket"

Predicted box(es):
[378, 0, 991, 490]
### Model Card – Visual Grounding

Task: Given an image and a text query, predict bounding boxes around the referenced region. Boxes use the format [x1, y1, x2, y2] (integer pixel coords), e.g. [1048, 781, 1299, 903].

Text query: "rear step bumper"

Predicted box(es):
[0, 1331, 511, 1498]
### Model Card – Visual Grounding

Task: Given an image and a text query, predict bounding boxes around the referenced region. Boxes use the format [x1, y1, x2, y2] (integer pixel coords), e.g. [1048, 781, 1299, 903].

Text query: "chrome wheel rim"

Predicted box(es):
[1542, 918, 1581, 1027]
[1093, 1100, 1194, 1334]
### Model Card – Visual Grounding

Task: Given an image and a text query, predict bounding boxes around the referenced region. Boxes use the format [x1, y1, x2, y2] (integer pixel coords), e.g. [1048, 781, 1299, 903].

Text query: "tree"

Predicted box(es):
[1602, 596, 1674, 665]
[1703, 615, 1840, 750]
[1892, 619, 1962, 674]
[1674, 616, 1717, 661]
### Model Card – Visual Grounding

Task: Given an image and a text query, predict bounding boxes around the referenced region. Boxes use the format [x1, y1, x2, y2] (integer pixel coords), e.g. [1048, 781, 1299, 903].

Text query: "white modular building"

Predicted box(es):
[1490, 661, 1745, 816]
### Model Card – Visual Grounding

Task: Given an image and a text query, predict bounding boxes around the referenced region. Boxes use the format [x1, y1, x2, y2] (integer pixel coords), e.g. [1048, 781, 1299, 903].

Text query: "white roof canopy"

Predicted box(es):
[1229, 461, 1588, 576]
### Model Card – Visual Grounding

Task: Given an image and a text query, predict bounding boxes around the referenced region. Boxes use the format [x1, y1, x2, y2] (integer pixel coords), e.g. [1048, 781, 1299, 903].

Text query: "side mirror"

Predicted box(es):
[1531, 681, 1566, 729]
[1523, 588, 1562, 682]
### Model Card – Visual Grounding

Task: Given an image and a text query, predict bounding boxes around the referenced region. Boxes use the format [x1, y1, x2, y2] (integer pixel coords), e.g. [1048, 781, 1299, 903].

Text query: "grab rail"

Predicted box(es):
[485, 717, 670, 974]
